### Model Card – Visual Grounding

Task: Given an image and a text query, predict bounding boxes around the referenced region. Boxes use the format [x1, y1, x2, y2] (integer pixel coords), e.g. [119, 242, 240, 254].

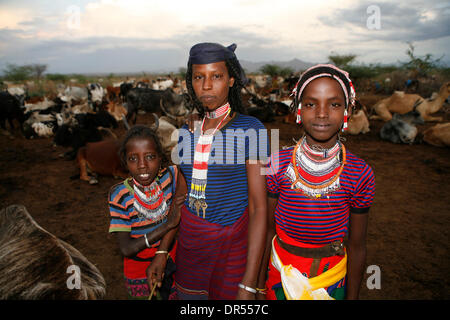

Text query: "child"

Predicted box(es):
[258, 64, 375, 300]
[108, 125, 186, 299]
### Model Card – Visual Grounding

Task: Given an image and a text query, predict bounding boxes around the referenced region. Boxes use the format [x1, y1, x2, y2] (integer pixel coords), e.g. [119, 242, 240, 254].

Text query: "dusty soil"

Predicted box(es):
[1, 95, 449, 300]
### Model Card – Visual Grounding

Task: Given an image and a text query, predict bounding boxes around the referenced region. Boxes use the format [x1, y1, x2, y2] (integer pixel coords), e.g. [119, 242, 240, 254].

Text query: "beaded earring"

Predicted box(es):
[296, 103, 302, 124]
[342, 109, 348, 132]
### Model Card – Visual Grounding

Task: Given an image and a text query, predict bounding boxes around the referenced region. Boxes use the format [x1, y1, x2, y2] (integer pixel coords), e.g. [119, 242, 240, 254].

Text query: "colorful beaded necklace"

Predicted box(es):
[205, 102, 230, 119]
[285, 137, 346, 198]
[132, 176, 168, 223]
[188, 102, 231, 218]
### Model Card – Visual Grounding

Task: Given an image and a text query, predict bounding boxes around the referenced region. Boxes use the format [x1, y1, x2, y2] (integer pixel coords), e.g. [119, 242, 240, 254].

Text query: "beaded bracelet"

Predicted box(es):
[256, 287, 267, 295]
[155, 250, 168, 255]
[144, 234, 150, 248]
[238, 283, 257, 294]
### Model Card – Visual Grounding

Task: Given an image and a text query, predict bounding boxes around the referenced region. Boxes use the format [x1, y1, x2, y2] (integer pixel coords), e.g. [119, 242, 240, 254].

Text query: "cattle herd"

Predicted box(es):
[1, 75, 449, 190]
[0, 73, 449, 299]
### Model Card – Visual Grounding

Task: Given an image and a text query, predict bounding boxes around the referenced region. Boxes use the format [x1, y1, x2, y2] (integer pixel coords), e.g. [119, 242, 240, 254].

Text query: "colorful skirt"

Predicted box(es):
[174, 206, 248, 300]
[265, 227, 347, 300]
[124, 244, 177, 300]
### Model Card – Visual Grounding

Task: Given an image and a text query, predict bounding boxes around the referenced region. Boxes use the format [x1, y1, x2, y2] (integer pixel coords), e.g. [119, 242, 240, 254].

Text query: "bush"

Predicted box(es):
[46, 73, 69, 82]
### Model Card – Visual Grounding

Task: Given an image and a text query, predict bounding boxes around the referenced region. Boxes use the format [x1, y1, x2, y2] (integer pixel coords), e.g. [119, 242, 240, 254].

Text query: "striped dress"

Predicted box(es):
[174, 113, 269, 299]
[265, 146, 375, 299]
[108, 166, 178, 299]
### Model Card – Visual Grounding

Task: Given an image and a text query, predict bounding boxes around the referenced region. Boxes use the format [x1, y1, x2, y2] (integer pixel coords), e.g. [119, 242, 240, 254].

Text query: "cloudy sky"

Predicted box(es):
[0, 0, 449, 74]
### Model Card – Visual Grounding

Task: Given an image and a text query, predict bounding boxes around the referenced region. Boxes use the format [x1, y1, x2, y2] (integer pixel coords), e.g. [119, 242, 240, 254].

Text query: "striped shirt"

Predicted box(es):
[266, 146, 375, 244]
[176, 113, 269, 226]
[108, 166, 178, 243]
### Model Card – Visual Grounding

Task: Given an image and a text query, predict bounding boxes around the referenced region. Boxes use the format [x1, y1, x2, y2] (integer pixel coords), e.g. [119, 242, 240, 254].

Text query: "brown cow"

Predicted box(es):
[0, 204, 106, 299]
[77, 139, 129, 184]
[422, 123, 450, 147]
[106, 85, 121, 102]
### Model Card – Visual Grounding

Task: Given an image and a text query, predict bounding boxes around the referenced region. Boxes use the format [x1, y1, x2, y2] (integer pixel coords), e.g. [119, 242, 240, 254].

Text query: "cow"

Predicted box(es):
[159, 99, 189, 127]
[53, 110, 118, 160]
[245, 95, 276, 122]
[379, 105, 424, 144]
[58, 86, 89, 106]
[152, 78, 174, 90]
[106, 85, 121, 102]
[7, 85, 27, 97]
[22, 112, 57, 139]
[421, 123, 450, 147]
[20, 98, 71, 139]
[105, 101, 130, 130]
[0, 91, 26, 137]
[0, 204, 106, 299]
[346, 100, 370, 135]
[347, 109, 370, 135]
[150, 113, 179, 155]
[119, 82, 134, 102]
[77, 139, 128, 184]
[87, 83, 106, 112]
[125, 88, 181, 124]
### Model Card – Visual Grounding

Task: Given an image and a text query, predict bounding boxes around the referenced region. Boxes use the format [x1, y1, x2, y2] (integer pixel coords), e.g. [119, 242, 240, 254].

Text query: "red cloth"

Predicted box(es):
[175, 205, 248, 299]
[124, 243, 177, 280]
[265, 227, 344, 300]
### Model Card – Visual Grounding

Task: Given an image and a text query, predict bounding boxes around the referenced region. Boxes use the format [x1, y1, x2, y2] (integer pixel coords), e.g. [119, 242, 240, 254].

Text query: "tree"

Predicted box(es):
[328, 53, 357, 69]
[260, 64, 281, 78]
[2, 63, 33, 81]
[30, 64, 47, 81]
[178, 67, 187, 79]
[402, 42, 443, 78]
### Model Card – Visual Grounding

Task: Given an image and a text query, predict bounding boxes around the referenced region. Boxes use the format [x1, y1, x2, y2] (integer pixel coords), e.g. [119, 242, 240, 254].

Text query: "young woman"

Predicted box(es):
[108, 125, 186, 299]
[258, 64, 375, 300]
[174, 42, 268, 300]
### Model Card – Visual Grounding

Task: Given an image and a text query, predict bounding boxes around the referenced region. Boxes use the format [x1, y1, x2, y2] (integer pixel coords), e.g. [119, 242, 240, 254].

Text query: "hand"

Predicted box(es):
[167, 194, 185, 228]
[235, 287, 256, 300]
[146, 254, 167, 293]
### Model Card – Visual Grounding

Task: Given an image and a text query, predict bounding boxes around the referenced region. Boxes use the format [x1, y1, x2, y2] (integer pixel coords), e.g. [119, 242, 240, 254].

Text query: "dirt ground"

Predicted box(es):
[1, 95, 449, 300]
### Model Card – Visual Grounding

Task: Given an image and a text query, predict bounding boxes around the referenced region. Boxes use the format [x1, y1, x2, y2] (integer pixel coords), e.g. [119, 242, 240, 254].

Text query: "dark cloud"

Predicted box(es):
[0, 25, 298, 74]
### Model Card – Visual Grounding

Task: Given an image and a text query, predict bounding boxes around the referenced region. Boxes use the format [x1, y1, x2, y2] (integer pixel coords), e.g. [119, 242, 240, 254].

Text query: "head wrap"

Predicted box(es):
[188, 42, 248, 85]
[189, 43, 237, 65]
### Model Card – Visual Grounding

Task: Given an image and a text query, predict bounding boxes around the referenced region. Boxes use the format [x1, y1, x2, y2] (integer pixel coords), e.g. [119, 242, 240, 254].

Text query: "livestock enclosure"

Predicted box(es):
[0, 81, 449, 300]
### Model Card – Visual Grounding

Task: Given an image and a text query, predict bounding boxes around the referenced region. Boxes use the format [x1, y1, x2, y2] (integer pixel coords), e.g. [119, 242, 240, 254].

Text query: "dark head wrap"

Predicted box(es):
[189, 43, 236, 65]
[188, 42, 247, 85]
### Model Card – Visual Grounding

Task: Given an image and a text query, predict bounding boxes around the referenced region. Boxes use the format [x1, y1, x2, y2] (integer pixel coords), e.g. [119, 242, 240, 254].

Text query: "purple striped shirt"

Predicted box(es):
[267, 146, 375, 244]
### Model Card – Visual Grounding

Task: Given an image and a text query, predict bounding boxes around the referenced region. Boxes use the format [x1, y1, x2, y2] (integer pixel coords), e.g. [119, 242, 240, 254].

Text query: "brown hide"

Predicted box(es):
[422, 123, 450, 147]
[77, 139, 128, 183]
[106, 86, 121, 102]
[0, 204, 106, 299]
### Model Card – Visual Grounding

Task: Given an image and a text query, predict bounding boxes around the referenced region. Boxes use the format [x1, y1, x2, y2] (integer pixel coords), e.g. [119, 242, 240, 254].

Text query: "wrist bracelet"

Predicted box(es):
[155, 250, 168, 255]
[144, 234, 150, 248]
[238, 283, 257, 294]
[256, 287, 267, 294]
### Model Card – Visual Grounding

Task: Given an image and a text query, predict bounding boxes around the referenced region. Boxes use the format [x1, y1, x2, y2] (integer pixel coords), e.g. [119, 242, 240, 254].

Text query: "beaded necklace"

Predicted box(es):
[132, 177, 169, 222]
[205, 102, 230, 119]
[285, 137, 346, 198]
[188, 103, 231, 218]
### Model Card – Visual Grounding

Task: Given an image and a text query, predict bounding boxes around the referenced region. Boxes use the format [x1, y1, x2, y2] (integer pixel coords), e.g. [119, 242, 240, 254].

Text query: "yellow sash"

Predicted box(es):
[270, 236, 347, 300]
